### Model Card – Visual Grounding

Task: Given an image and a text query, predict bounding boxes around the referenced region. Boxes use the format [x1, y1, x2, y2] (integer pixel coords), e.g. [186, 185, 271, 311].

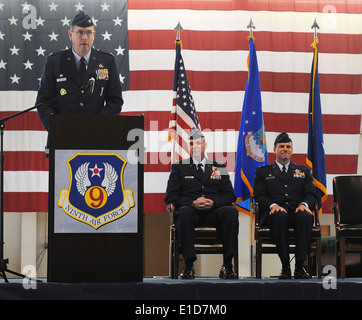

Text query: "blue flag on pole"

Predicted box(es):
[306, 39, 327, 212]
[234, 36, 268, 214]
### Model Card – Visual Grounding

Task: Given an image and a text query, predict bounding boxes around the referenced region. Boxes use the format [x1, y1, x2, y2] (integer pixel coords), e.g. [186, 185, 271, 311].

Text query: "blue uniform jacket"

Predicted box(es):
[253, 161, 317, 226]
[36, 47, 123, 134]
[165, 157, 236, 210]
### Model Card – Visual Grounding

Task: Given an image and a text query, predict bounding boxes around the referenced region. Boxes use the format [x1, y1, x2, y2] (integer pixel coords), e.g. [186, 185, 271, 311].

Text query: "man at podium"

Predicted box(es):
[35, 10, 123, 152]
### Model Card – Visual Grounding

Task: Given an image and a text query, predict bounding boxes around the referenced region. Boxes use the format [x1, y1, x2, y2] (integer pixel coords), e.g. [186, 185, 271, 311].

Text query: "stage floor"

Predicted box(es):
[0, 276, 361, 300]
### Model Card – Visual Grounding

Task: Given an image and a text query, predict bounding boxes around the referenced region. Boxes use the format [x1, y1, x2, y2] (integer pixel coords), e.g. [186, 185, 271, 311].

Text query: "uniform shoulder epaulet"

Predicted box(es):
[293, 163, 308, 170]
[49, 49, 67, 57]
[212, 160, 226, 167]
[95, 48, 114, 57]
[258, 163, 272, 170]
[171, 160, 183, 166]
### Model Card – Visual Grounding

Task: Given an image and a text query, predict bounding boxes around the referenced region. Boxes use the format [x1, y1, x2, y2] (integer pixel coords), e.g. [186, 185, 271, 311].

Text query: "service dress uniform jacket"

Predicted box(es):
[36, 47, 123, 135]
[165, 157, 236, 209]
[165, 157, 238, 264]
[253, 161, 317, 227]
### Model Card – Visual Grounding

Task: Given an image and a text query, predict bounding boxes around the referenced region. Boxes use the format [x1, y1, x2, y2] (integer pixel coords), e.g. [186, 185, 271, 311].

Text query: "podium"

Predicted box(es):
[47, 114, 144, 283]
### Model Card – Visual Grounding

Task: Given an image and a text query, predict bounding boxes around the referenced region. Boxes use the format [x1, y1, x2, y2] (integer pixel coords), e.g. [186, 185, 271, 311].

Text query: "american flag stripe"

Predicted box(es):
[2, 116, 360, 162]
[6, 130, 358, 157]
[130, 50, 361, 75]
[4, 92, 360, 131]
[129, 70, 360, 93]
[130, 30, 362, 54]
[140, 152, 357, 174]
[128, 0, 361, 13]
[128, 10, 361, 35]
[123, 91, 361, 115]
[5, 193, 48, 212]
[2, 150, 358, 176]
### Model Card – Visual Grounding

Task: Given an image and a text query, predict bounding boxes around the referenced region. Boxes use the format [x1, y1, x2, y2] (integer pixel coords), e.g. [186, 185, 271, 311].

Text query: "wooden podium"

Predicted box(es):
[47, 114, 144, 283]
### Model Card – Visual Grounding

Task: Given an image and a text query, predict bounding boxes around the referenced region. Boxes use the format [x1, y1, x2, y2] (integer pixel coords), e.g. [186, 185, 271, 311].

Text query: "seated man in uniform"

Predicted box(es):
[165, 128, 239, 279]
[253, 132, 317, 279]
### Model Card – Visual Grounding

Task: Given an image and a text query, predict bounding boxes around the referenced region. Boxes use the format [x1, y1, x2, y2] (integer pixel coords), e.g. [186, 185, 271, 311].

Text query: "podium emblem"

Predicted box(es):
[58, 153, 135, 230]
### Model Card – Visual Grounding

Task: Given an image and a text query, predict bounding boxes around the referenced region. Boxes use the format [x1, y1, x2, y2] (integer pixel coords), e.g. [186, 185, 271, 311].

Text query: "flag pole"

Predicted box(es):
[169, 22, 184, 163]
[247, 18, 256, 277]
[308, 18, 327, 212]
[310, 18, 319, 134]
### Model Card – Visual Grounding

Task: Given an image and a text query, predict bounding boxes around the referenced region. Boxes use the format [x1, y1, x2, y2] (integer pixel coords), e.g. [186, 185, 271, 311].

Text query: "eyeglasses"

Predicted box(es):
[72, 30, 94, 37]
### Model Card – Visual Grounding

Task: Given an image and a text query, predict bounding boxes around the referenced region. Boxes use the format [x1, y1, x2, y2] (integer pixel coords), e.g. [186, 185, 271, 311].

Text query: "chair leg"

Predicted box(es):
[174, 241, 179, 279]
[306, 239, 322, 279]
[316, 238, 322, 279]
[335, 239, 340, 278]
[340, 238, 346, 279]
[234, 239, 239, 278]
[307, 253, 313, 276]
[170, 230, 179, 279]
[256, 240, 262, 278]
[169, 244, 173, 278]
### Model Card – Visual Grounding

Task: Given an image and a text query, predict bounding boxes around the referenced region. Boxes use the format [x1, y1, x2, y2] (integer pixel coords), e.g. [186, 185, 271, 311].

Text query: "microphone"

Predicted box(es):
[86, 72, 96, 94]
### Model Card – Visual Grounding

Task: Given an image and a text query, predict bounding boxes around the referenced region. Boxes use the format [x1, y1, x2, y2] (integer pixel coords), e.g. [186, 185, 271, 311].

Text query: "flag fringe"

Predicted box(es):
[174, 40, 183, 49]
[306, 157, 328, 204]
[240, 168, 254, 197]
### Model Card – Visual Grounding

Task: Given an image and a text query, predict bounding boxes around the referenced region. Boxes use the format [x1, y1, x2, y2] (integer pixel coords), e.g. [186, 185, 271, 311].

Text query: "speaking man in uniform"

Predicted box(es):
[165, 128, 239, 279]
[36, 10, 123, 152]
[253, 132, 317, 279]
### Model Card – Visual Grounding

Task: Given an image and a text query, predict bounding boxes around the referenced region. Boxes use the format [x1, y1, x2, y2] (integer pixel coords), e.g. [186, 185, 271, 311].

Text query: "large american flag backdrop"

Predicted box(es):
[0, 0, 361, 214]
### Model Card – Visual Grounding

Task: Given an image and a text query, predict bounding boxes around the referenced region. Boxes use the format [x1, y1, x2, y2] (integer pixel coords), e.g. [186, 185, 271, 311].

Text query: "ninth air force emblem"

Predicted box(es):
[58, 153, 135, 230]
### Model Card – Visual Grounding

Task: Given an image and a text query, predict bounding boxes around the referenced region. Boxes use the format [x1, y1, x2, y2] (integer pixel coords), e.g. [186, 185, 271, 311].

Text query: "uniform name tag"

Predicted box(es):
[57, 77, 67, 82]
[266, 175, 275, 180]
[185, 176, 194, 179]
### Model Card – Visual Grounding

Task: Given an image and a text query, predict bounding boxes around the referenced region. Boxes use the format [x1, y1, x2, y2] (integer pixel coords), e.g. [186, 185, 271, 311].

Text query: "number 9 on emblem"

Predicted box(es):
[85, 186, 108, 209]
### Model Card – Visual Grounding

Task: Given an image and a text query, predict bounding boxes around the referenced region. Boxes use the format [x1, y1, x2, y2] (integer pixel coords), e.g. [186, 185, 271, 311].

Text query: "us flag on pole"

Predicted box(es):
[0, 0, 129, 212]
[168, 40, 201, 163]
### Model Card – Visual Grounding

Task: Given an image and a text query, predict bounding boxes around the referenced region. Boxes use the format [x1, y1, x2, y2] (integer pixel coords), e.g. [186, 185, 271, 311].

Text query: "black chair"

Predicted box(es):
[254, 201, 322, 278]
[168, 204, 239, 279]
[332, 175, 362, 278]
